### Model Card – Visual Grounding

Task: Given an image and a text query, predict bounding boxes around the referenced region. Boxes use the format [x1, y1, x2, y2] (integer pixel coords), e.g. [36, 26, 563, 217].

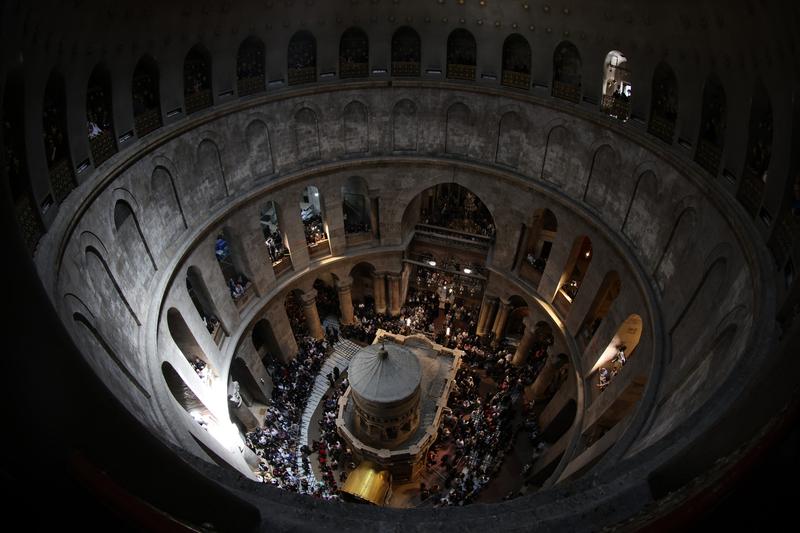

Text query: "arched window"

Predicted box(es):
[737, 81, 774, 217]
[184, 44, 212, 114]
[349, 262, 377, 306]
[284, 289, 308, 337]
[648, 61, 678, 143]
[552, 41, 582, 103]
[260, 200, 292, 277]
[590, 314, 643, 386]
[313, 277, 340, 320]
[186, 266, 225, 344]
[695, 75, 726, 176]
[3, 70, 44, 252]
[339, 27, 369, 79]
[167, 307, 217, 385]
[132, 55, 162, 137]
[391, 26, 421, 77]
[601, 51, 632, 121]
[556, 236, 592, 314]
[113, 199, 156, 271]
[214, 229, 252, 307]
[505, 296, 529, 338]
[501, 34, 531, 90]
[342, 176, 372, 240]
[577, 271, 621, 347]
[288, 31, 317, 85]
[42, 72, 76, 204]
[237, 36, 266, 96]
[162, 361, 217, 428]
[446, 29, 476, 81]
[300, 185, 330, 258]
[252, 318, 281, 365]
[520, 208, 558, 286]
[86, 64, 117, 166]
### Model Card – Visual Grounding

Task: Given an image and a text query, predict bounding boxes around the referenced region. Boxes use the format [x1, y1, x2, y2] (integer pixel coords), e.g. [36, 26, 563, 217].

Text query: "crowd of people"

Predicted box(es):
[245, 337, 343, 500]
[264, 228, 289, 265]
[285, 292, 309, 338]
[597, 345, 627, 392]
[420, 190, 496, 239]
[302, 214, 328, 246]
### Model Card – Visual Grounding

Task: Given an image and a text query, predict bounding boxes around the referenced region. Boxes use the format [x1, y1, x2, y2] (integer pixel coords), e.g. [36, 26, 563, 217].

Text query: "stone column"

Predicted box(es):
[386, 272, 402, 317]
[337, 276, 355, 326]
[512, 317, 537, 366]
[301, 289, 325, 340]
[372, 272, 387, 314]
[491, 299, 511, 343]
[477, 296, 498, 338]
[530, 353, 569, 400]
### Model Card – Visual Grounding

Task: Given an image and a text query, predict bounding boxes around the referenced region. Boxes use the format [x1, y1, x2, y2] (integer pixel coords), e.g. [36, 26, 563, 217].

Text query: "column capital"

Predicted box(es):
[385, 271, 402, 281]
[336, 275, 354, 290]
[300, 289, 318, 305]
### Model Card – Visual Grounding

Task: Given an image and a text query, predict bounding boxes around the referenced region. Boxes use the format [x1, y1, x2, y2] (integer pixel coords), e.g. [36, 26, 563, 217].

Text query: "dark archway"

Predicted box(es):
[237, 36, 266, 96]
[552, 41, 582, 103]
[184, 44, 213, 114]
[648, 61, 678, 143]
[339, 27, 369, 79]
[288, 31, 317, 85]
[501, 34, 531, 90]
[695, 75, 727, 176]
[132, 55, 162, 137]
[86, 63, 117, 166]
[446, 29, 477, 81]
[42, 71, 76, 203]
[391, 26, 421, 77]
[737, 81, 774, 217]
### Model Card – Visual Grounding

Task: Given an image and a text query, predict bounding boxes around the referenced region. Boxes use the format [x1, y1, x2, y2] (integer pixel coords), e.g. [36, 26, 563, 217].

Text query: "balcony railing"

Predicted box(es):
[647, 113, 675, 144]
[447, 63, 476, 81]
[134, 108, 162, 138]
[695, 139, 722, 176]
[237, 75, 266, 97]
[288, 67, 316, 86]
[552, 81, 581, 103]
[413, 223, 493, 251]
[233, 284, 255, 311]
[345, 231, 373, 247]
[501, 70, 530, 90]
[391, 61, 420, 77]
[185, 89, 212, 115]
[49, 158, 76, 203]
[15, 194, 44, 253]
[308, 238, 331, 259]
[601, 95, 631, 121]
[272, 256, 293, 278]
[89, 130, 117, 167]
[340, 62, 369, 79]
[736, 169, 764, 217]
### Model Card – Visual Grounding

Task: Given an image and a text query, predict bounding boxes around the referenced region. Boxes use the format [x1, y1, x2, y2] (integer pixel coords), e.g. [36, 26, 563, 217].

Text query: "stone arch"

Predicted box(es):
[113, 194, 156, 271]
[583, 144, 621, 212]
[555, 236, 593, 312]
[260, 200, 292, 275]
[252, 318, 281, 364]
[736, 80, 774, 216]
[294, 107, 321, 161]
[245, 119, 274, 177]
[391, 26, 421, 77]
[446, 28, 477, 81]
[695, 75, 727, 176]
[86, 62, 118, 166]
[589, 313, 643, 374]
[648, 61, 678, 143]
[300, 184, 330, 257]
[150, 163, 187, 234]
[654, 202, 699, 292]
[343, 100, 369, 154]
[288, 31, 317, 85]
[577, 270, 622, 347]
[73, 311, 150, 398]
[495, 111, 525, 168]
[541, 124, 573, 188]
[339, 27, 369, 79]
[622, 169, 660, 238]
[167, 307, 215, 372]
[237, 35, 266, 96]
[445, 102, 471, 156]
[84, 244, 141, 326]
[195, 138, 228, 203]
[552, 41, 582, 102]
[392, 99, 418, 151]
[42, 69, 76, 203]
[600, 50, 632, 120]
[132, 54, 162, 137]
[501, 33, 532, 89]
[161, 361, 215, 422]
[342, 175, 371, 234]
[186, 265, 227, 336]
[349, 261, 377, 305]
[183, 44, 213, 114]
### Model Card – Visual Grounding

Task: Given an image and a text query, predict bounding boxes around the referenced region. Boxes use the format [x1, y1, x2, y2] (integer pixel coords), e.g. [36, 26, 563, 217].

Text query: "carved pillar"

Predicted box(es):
[301, 289, 325, 340]
[387, 272, 402, 316]
[512, 317, 537, 366]
[477, 296, 498, 338]
[372, 272, 387, 314]
[491, 299, 511, 343]
[337, 276, 355, 325]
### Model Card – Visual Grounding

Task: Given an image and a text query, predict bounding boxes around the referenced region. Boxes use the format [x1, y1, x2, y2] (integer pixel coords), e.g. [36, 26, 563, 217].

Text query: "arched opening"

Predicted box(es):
[299, 185, 330, 258]
[552, 41, 582, 103]
[519, 208, 558, 287]
[186, 266, 225, 345]
[113, 199, 156, 271]
[3, 70, 44, 252]
[237, 36, 266, 96]
[342, 176, 372, 243]
[214, 230, 253, 308]
[288, 31, 317, 85]
[230, 357, 268, 411]
[349, 262, 377, 307]
[589, 313, 643, 388]
[407, 182, 496, 240]
[576, 271, 621, 347]
[648, 61, 678, 143]
[339, 27, 369, 79]
[132, 55, 162, 137]
[86, 63, 117, 166]
[446, 29, 477, 81]
[252, 318, 282, 367]
[695, 75, 727, 176]
[260, 200, 292, 277]
[161, 361, 222, 437]
[505, 295, 529, 340]
[284, 289, 308, 338]
[601, 51, 632, 121]
[313, 276, 340, 322]
[167, 307, 217, 385]
[391, 26, 421, 77]
[42, 71, 76, 203]
[184, 44, 212, 114]
[737, 81, 774, 217]
[555, 236, 592, 314]
[501, 34, 531, 90]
